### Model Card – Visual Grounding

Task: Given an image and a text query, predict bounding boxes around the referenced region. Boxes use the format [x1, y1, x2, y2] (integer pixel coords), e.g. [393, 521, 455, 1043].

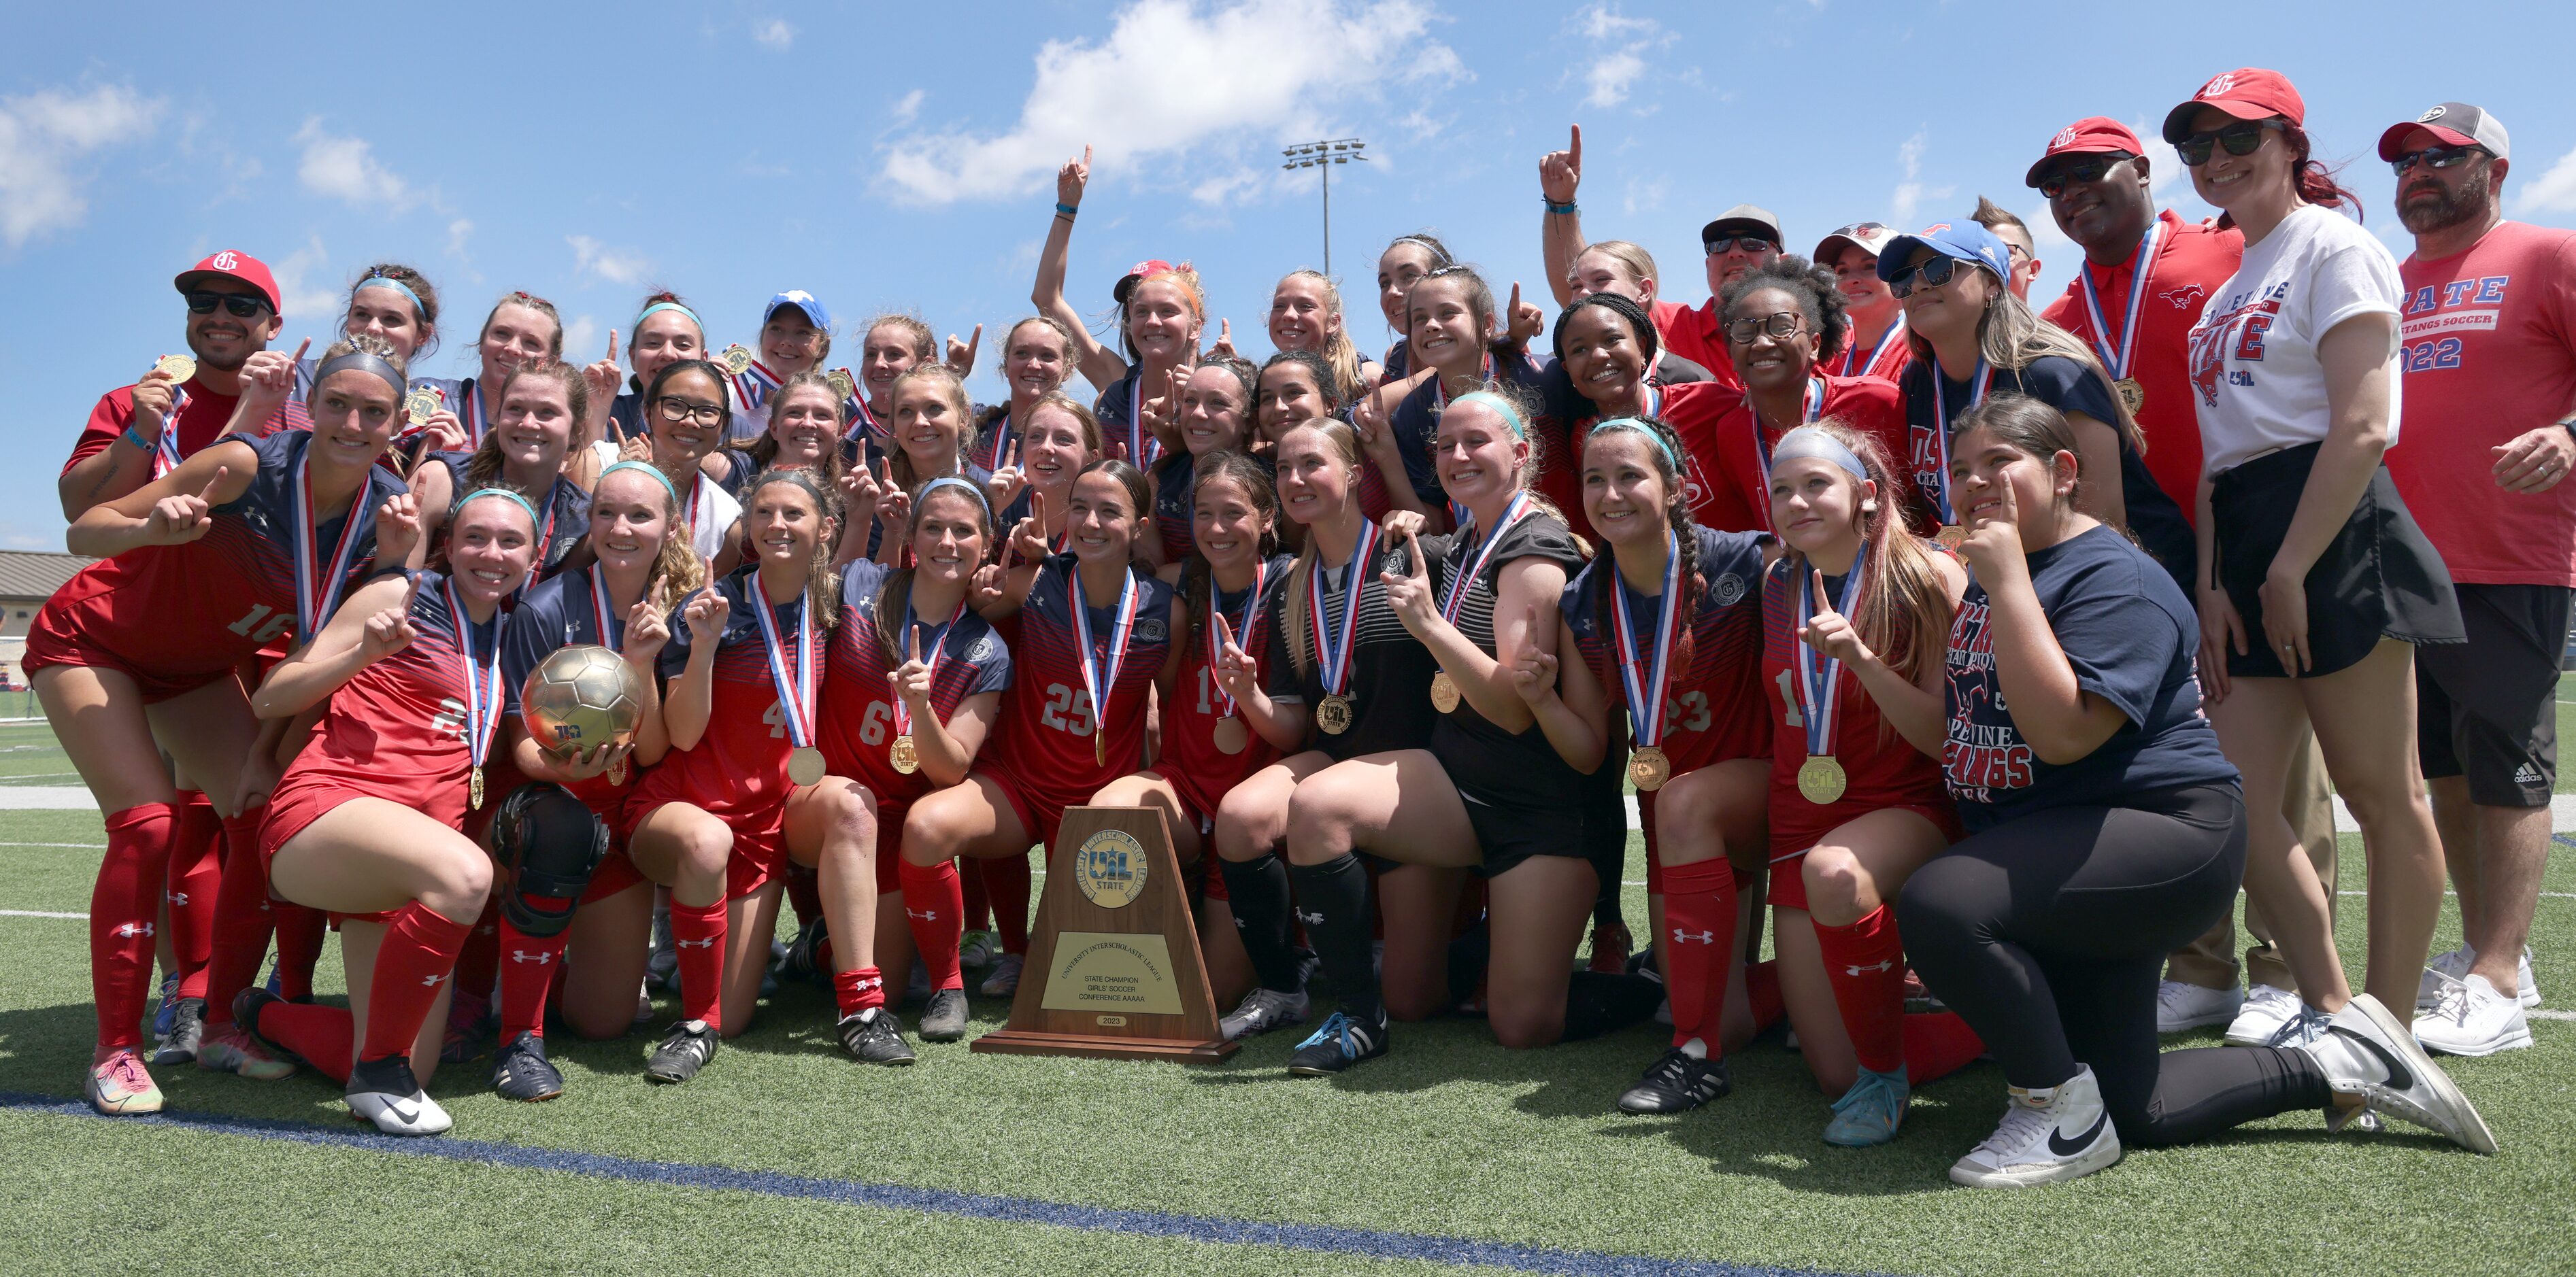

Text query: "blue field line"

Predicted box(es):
[0, 1091, 1879, 1277]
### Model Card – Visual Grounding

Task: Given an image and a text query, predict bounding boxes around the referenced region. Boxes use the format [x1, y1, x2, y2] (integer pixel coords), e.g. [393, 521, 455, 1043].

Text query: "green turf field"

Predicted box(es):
[1, 724, 2572, 1276]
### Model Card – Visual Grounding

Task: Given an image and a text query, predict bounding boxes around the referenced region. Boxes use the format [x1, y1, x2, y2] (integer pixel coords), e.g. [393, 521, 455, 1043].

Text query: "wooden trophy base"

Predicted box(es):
[970, 1028, 1237, 1063]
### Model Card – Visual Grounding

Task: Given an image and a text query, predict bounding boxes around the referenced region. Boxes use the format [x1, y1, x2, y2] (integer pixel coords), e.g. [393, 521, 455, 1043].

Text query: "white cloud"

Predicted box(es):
[753, 18, 794, 50]
[271, 234, 344, 323]
[562, 315, 601, 360]
[876, 0, 1458, 205]
[294, 118, 413, 209]
[567, 235, 650, 286]
[446, 218, 474, 259]
[889, 89, 924, 126]
[1570, 4, 1667, 110]
[0, 84, 162, 248]
[1890, 129, 1955, 227]
[1585, 52, 1647, 109]
[2511, 143, 2576, 215]
[1577, 2, 1655, 39]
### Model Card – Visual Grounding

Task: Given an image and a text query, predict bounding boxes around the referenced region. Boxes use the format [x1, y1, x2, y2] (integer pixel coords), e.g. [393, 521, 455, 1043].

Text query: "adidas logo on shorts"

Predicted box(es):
[2514, 764, 2544, 785]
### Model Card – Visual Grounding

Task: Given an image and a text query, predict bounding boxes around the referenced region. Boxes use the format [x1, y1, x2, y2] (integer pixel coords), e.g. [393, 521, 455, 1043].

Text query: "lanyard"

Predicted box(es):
[889, 592, 967, 740]
[586, 566, 624, 650]
[1926, 362, 1993, 524]
[1794, 554, 1868, 761]
[1609, 531, 1683, 749]
[1308, 522, 1379, 698]
[1749, 379, 1828, 533]
[1841, 316, 1907, 378]
[290, 448, 369, 641]
[1206, 560, 1265, 719]
[1070, 564, 1142, 748]
[1438, 492, 1531, 625]
[2076, 220, 2167, 384]
[444, 576, 504, 776]
[749, 583, 817, 751]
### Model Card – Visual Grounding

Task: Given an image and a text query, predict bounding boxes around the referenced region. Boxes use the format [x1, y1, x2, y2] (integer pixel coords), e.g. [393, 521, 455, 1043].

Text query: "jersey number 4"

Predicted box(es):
[1039, 683, 1097, 737]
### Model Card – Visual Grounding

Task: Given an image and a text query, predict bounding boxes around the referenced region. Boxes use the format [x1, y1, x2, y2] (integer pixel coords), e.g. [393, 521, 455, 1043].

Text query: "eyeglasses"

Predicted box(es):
[1888, 256, 1970, 299]
[184, 290, 273, 319]
[2175, 119, 2286, 167]
[1704, 235, 1775, 256]
[2037, 154, 2132, 199]
[1725, 311, 1806, 345]
[2390, 144, 2483, 175]
[654, 396, 726, 428]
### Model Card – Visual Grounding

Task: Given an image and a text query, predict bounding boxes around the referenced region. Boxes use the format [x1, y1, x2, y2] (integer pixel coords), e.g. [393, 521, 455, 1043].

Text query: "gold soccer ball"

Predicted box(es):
[521, 645, 646, 756]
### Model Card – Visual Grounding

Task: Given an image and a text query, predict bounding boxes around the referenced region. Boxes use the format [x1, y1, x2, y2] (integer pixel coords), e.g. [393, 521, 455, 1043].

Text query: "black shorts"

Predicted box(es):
[1453, 781, 1593, 881]
[2211, 443, 2463, 679]
[2415, 583, 2570, 808]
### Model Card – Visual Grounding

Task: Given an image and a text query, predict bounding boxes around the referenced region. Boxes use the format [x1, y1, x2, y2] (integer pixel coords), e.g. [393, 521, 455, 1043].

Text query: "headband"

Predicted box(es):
[633, 301, 703, 333]
[458, 487, 541, 528]
[598, 459, 679, 503]
[749, 467, 833, 513]
[314, 350, 405, 399]
[915, 475, 994, 524]
[355, 275, 425, 320]
[1448, 390, 1526, 441]
[1770, 426, 1870, 481]
[1589, 417, 1677, 471]
[1391, 235, 1452, 267]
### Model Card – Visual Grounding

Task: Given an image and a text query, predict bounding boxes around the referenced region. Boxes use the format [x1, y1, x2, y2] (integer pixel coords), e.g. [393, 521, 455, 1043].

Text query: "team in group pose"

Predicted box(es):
[52, 67, 2569, 1189]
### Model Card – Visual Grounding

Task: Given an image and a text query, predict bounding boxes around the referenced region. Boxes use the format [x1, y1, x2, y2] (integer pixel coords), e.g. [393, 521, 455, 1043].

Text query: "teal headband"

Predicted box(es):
[598, 459, 679, 503]
[916, 475, 994, 523]
[1771, 426, 1869, 481]
[355, 275, 425, 320]
[1448, 390, 1526, 440]
[1589, 417, 1677, 471]
[633, 301, 703, 333]
[458, 487, 541, 528]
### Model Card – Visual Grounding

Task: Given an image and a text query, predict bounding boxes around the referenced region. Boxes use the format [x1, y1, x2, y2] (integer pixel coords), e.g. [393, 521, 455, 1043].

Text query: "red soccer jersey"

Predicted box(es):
[1826, 315, 1915, 383]
[1565, 528, 1773, 777]
[1759, 558, 1953, 859]
[625, 567, 830, 842]
[1651, 299, 1745, 392]
[1699, 375, 1917, 537]
[2041, 210, 2245, 520]
[1555, 381, 1743, 537]
[985, 556, 1177, 823]
[820, 562, 1014, 812]
[1159, 556, 1293, 821]
[2386, 221, 2576, 586]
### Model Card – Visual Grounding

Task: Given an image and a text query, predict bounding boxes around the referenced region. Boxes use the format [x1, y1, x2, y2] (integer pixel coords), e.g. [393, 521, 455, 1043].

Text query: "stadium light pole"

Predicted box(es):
[1282, 138, 1367, 277]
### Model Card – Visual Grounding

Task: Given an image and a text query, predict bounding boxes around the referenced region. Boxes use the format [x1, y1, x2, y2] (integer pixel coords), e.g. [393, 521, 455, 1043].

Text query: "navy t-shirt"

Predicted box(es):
[1942, 524, 2237, 830]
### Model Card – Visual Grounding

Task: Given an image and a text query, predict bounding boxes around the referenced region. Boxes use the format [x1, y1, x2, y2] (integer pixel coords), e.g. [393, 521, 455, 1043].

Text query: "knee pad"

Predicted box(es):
[492, 783, 610, 938]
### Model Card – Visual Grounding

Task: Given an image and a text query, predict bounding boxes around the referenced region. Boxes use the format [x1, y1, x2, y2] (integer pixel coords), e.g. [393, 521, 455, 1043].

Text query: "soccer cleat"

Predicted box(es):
[1586, 922, 1633, 975]
[2419, 945, 2540, 1011]
[346, 1055, 452, 1135]
[2303, 993, 2496, 1154]
[917, 988, 971, 1042]
[2154, 980, 2245, 1034]
[2411, 972, 2533, 1057]
[491, 1030, 565, 1102]
[1286, 1009, 1389, 1076]
[1616, 1047, 1730, 1114]
[2223, 983, 2302, 1046]
[980, 953, 1024, 999]
[1823, 1064, 1910, 1146]
[1949, 1064, 2122, 1189]
[958, 929, 1001, 972]
[152, 997, 207, 1066]
[86, 1049, 163, 1116]
[762, 937, 786, 998]
[777, 918, 830, 986]
[646, 904, 678, 990]
[643, 1019, 718, 1085]
[838, 1008, 917, 1066]
[210, 987, 304, 1080]
[2262, 1004, 2334, 1051]
[1220, 987, 1311, 1042]
[150, 972, 181, 1042]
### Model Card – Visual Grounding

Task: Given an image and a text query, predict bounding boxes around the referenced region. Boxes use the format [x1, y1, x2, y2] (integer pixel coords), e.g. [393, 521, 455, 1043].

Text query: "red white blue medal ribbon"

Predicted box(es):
[444, 575, 505, 777]
[750, 585, 818, 753]
[730, 358, 783, 413]
[1610, 530, 1682, 749]
[153, 385, 190, 479]
[1126, 374, 1162, 469]
[1750, 379, 1830, 533]
[1438, 491, 1532, 626]
[1794, 552, 1867, 762]
[2076, 220, 2166, 386]
[889, 594, 966, 740]
[587, 566, 624, 649]
[1309, 522, 1379, 700]
[290, 447, 368, 641]
[1926, 362, 1993, 524]
[459, 380, 487, 448]
[1071, 564, 1142, 743]
[1207, 560, 1265, 721]
[843, 376, 882, 443]
[1840, 316, 1907, 379]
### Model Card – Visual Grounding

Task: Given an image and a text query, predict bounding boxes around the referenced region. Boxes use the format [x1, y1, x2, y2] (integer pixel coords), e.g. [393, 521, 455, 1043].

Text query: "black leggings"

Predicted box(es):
[1896, 784, 2330, 1148]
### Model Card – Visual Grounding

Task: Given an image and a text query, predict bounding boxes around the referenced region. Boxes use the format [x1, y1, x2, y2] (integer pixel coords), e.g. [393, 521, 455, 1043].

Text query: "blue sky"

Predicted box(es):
[7, 0, 2575, 551]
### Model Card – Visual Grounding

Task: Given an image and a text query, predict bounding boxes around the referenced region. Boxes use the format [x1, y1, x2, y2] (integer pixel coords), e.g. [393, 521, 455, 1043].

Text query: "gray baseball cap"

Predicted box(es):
[2379, 103, 2509, 162]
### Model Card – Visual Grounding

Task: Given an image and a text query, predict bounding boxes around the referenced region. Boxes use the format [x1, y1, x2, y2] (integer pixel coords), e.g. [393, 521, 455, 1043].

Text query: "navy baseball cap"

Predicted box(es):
[765, 290, 832, 330]
[1875, 222, 2013, 284]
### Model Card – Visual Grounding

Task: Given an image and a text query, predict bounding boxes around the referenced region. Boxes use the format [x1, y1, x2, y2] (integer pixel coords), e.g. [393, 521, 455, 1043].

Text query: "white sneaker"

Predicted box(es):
[2303, 993, 2496, 1154]
[2420, 945, 2541, 1010]
[2224, 984, 2302, 1046]
[2262, 1003, 2335, 1050]
[2155, 980, 2245, 1034]
[2413, 973, 2533, 1057]
[1949, 1064, 2123, 1189]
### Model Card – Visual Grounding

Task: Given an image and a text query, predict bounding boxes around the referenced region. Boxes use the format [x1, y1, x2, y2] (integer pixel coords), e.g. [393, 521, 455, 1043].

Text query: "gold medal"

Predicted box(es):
[1628, 745, 1671, 792]
[1936, 524, 1967, 550]
[1797, 755, 1847, 805]
[1429, 670, 1460, 714]
[789, 745, 826, 787]
[405, 386, 441, 422]
[1316, 694, 1354, 735]
[2114, 377, 2145, 416]
[826, 368, 855, 400]
[153, 354, 196, 384]
[721, 343, 754, 376]
[605, 756, 629, 787]
[1212, 715, 1249, 755]
[1094, 734, 1107, 766]
[469, 765, 486, 811]
[890, 734, 919, 774]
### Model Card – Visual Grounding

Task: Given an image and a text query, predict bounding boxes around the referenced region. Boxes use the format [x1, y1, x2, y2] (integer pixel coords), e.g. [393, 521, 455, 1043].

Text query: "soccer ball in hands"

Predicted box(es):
[520, 645, 646, 757]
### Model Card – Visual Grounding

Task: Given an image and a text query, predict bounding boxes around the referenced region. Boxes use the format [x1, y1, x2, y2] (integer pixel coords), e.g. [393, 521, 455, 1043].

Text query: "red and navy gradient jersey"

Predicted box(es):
[625, 564, 830, 827]
[501, 567, 650, 813]
[40, 430, 405, 682]
[986, 554, 1175, 813]
[1162, 555, 1293, 816]
[283, 571, 501, 833]
[1375, 348, 1550, 524]
[1563, 527, 1771, 777]
[1702, 375, 1918, 537]
[1759, 556, 1952, 859]
[820, 560, 1012, 811]
[1093, 367, 1165, 469]
[424, 450, 590, 585]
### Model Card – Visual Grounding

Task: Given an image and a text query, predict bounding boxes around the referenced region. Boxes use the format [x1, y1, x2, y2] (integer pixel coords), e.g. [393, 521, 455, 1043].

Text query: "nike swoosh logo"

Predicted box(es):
[2347, 1029, 2415, 1091]
[2047, 1110, 2107, 1157]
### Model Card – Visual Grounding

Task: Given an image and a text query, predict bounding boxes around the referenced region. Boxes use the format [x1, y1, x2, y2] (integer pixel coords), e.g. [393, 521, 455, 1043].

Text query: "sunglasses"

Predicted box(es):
[2037, 154, 2132, 199]
[1704, 235, 1776, 256]
[1725, 311, 1806, 345]
[184, 290, 273, 319]
[654, 396, 727, 428]
[2175, 119, 2286, 167]
[1888, 256, 1973, 299]
[2390, 144, 2483, 176]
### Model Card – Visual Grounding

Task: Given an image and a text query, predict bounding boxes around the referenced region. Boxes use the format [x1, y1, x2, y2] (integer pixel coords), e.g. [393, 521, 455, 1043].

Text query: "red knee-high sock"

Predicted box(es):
[450, 909, 501, 1011]
[166, 794, 223, 999]
[90, 803, 179, 1053]
[272, 904, 328, 1002]
[259, 1001, 354, 1085]
[201, 811, 277, 1031]
[898, 859, 965, 992]
[833, 966, 886, 1017]
[496, 904, 573, 1040]
[1815, 904, 1907, 1075]
[1901, 1011, 1987, 1087]
[960, 855, 994, 932]
[980, 854, 1031, 955]
[786, 864, 824, 932]
[1743, 960, 1785, 1036]
[1658, 858, 1739, 1051]
[668, 897, 727, 1029]
[359, 903, 473, 1064]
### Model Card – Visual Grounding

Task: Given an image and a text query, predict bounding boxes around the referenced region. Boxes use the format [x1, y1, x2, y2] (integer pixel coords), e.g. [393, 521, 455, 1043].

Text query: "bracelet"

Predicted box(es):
[1544, 199, 1578, 216]
[120, 425, 153, 452]
[1055, 202, 1079, 217]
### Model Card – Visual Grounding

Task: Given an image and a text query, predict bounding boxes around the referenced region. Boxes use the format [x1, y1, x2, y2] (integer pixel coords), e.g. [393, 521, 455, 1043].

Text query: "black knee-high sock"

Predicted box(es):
[1561, 970, 1665, 1041]
[1286, 854, 1379, 1022]
[1220, 853, 1303, 994]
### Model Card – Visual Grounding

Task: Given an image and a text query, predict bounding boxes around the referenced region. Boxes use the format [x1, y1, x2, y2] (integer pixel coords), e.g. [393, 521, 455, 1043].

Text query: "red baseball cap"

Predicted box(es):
[2161, 69, 2305, 144]
[1114, 258, 1177, 305]
[173, 250, 282, 316]
[2026, 117, 2146, 187]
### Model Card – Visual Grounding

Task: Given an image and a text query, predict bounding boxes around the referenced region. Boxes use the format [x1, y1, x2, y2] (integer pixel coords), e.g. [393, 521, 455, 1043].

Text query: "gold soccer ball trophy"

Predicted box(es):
[520, 645, 647, 756]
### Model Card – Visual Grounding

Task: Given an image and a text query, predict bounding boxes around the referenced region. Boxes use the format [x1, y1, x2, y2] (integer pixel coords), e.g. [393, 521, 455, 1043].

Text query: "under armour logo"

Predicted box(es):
[674, 937, 716, 949]
[1671, 927, 1715, 945]
[1296, 909, 1325, 926]
[2051, 125, 2078, 150]
[853, 975, 884, 991]
[508, 950, 555, 965]
[420, 972, 449, 987]
[1843, 960, 1896, 976]
[211, 250, 239, 270]
[906, 908, 940, 922]
[113, 921, 154, 938]
[2201, 72, 2238, 99]
[166, 891, 190, 907]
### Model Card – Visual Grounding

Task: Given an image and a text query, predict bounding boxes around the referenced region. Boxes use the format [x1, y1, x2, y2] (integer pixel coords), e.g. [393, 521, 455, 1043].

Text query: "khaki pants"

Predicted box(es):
[2165, 728, 2339, 993]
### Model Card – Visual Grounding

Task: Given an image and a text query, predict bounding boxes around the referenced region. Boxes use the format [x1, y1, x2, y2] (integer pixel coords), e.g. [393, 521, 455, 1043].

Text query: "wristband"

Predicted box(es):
[1055, 203, 1079, 217]
[120, 425, 154, 452]
[1544, 199, 1579, 216]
